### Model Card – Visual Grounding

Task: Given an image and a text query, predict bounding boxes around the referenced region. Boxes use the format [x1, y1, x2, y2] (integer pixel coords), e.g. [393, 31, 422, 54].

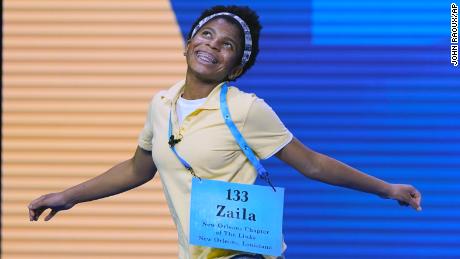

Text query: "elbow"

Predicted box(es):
[301, 152, 323, 179]
[131, 160, 156, 185]
[135, 165, 156, 184]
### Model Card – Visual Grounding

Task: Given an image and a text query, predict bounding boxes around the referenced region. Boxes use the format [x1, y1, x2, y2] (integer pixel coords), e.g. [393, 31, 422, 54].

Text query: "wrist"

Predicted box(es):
[60, 189, 78, 206]
[379, 183, 395, 199]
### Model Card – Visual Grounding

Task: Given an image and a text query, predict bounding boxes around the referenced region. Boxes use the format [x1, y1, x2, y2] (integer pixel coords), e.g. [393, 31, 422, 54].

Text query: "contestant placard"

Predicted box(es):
[190, 178, 284, 256]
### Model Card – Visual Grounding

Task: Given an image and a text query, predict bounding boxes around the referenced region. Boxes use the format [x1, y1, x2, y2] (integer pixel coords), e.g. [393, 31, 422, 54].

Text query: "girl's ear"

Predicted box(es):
[184, 39, 191, 56]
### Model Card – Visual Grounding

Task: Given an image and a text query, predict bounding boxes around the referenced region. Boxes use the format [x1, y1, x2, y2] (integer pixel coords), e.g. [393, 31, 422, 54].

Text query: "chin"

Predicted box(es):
[189, 65, 226, 83]
[196, 73, 223, 84]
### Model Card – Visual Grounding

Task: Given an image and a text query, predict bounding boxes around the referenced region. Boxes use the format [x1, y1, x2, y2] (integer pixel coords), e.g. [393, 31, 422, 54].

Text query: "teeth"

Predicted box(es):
[197, 51, 217, 64]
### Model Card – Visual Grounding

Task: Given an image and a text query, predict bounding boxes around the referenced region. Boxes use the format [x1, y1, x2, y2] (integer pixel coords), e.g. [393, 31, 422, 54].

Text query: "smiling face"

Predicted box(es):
[185, 17, 244, 83]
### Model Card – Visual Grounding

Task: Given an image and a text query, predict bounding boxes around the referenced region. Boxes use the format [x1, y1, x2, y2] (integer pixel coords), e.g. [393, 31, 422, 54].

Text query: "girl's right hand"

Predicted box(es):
[28, 192, 75, 221]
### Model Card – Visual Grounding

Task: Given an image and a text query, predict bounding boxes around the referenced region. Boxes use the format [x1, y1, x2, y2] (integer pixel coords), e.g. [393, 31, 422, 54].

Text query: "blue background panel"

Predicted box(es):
[171, 0, 460, 258]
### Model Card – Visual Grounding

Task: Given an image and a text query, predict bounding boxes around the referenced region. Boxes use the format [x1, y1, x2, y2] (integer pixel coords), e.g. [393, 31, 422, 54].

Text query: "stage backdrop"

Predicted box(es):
[170, 0, 460, 258]
[3, 0, 459, 259]
[3, 1, 184, 258]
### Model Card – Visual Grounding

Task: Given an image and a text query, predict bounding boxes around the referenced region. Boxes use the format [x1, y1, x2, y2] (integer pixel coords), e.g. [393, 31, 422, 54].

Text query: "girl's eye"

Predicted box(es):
[223, 42, 233, 49]
[202, 31, 211, 37]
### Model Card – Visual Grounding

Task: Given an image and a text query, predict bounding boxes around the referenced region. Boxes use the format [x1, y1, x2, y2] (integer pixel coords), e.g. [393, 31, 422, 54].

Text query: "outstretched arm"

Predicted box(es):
[275, 137, 422, 211]
[28, 146, 157, 221]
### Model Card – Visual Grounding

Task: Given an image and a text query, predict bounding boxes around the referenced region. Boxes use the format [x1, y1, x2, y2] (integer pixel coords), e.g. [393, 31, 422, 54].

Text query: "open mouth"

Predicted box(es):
[195, 51, 218, 64]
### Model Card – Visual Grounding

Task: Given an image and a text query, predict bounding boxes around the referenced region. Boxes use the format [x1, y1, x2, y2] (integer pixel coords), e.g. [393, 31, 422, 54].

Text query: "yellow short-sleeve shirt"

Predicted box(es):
[138, 80, 292, 259]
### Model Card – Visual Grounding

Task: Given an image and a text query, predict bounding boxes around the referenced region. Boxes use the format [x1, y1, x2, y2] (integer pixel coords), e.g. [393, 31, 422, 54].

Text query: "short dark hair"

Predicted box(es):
[187, 5, 262, 81]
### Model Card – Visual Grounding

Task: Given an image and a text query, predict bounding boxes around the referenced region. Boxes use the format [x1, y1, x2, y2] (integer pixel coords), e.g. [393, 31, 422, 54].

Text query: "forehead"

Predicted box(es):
[198, 17, 242, 41]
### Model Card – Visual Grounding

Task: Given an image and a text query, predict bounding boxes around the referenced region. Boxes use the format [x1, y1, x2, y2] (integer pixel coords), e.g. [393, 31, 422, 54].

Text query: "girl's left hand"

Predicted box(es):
[386, 184, 422, 211]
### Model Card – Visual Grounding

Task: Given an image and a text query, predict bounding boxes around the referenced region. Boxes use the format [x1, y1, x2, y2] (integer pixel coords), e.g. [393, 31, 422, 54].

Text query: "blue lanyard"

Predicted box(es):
[168, 82, 275, 190]
[168, 110, 200, 179]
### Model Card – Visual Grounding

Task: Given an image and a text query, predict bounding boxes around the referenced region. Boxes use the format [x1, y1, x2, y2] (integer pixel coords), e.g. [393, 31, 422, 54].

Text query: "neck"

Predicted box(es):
[183, 69, 224, 100]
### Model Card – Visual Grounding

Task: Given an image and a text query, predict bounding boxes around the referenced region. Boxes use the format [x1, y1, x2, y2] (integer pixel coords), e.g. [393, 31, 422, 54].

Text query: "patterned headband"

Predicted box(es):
[190, 12, 252, 67]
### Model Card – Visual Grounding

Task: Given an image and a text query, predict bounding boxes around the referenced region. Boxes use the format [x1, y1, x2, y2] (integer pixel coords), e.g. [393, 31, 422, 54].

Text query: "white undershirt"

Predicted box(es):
[176, 95, 207, 124]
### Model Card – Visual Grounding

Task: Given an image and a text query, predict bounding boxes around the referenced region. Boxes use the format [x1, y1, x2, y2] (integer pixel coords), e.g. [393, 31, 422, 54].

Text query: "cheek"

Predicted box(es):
[223, 51, 240, 67]
[186, 40, 199, 54]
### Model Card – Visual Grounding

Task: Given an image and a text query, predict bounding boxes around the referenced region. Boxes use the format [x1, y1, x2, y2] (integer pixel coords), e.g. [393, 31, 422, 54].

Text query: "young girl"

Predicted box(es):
[28, 5, 422, 259]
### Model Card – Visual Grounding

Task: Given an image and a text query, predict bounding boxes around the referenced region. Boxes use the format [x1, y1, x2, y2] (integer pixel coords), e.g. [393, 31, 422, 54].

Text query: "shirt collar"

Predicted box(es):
[160, 80, 226, 110]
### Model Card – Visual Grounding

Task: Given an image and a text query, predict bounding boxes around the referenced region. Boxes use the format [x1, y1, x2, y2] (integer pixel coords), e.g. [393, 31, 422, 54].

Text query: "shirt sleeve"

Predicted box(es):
[241, 97, 293, 160]
[137, 98, 154, 151]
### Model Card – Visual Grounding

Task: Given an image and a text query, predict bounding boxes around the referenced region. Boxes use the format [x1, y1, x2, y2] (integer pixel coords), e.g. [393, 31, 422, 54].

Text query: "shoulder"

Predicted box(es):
[144, 91, 164, 114]
[225, 85, 281, 129]
[150, 80, 185, 107]
[226, 85, 260, 120]
[227, 85, 258, 107]
[227, 85, 275, 114]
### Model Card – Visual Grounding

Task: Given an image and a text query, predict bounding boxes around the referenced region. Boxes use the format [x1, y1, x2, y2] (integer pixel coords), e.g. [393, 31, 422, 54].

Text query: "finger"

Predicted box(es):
[409, 199, 419, 210]
[28, 202, 38, 219]
[33, 207, 47, 221]
[28, 208, 34, 221]
[414, 190, 422, 210]
[410, 189, 422, 211]
[28, 203, 34, 221]
[405, 193, 420, 211]
[45, 209, 58, 221]
[29, 195, 46, 209]
[28, 197, 45, 220]
[28, 203, 40, 220]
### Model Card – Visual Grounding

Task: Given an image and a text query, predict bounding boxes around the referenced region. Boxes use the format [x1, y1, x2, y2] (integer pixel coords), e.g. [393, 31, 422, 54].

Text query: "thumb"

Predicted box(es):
[44, 209, 59, 221]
